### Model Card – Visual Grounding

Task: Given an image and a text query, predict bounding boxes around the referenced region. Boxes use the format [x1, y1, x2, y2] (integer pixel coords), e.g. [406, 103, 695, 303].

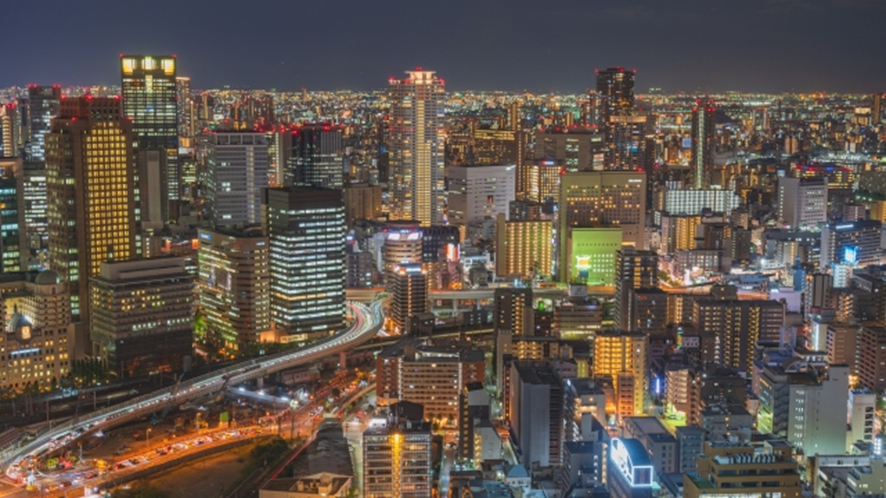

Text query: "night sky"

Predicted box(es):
[3, 0, 885, 94]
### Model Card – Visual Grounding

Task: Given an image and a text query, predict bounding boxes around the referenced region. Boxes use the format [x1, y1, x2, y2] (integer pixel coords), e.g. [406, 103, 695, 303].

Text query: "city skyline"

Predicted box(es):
[2, 0, 885, 94]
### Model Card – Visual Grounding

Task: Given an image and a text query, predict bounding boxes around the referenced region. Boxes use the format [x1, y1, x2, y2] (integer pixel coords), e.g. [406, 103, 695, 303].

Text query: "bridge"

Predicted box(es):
[0, 300, 384, 469]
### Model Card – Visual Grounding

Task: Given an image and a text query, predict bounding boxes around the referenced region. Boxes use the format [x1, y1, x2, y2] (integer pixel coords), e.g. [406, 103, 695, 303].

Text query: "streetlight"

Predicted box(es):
[146, 428, 152, 448]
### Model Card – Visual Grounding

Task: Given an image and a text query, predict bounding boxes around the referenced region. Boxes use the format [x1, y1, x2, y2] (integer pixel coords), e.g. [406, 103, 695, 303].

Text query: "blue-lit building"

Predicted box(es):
[0, 158, 25, 272]
[263, 186, 345, 341]
[607, 438, 653, 498]
[19, 85, 61, 162]
[820, 220, 881, 269]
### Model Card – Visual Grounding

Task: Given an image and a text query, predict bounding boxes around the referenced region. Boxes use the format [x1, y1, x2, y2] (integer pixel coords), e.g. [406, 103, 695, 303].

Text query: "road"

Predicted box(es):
[0, 300, 384, 471]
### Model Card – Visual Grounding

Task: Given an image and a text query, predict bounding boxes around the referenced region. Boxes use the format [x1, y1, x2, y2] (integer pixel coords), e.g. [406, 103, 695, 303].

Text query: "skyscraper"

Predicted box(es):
[0, 104, 20, 157]
[288, 124, 344, 189]
[0, 158, 26, 272]
[120, 55, 178, 220]
[205, 131, 269, 227]
[263, 187, 345, 341]
[691, 100, 715, 189]
[175, 76, 195, 144]
[595, 67, 636, 126]
[45, 96, 138, 352]
[388, 69, 445, 226]
[20, 85, 61, 162]
[614, 247, 659, 330]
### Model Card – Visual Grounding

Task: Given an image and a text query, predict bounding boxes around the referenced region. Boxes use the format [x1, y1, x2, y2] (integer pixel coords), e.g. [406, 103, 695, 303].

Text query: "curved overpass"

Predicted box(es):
[0, 300, 384, 469]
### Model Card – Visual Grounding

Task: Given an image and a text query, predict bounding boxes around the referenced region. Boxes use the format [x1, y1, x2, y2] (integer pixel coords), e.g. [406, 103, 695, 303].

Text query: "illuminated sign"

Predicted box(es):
[844, 246, 858, 264]
[682, 336, 700, 348]
[11, 348, 40, 357]
[835, 224, 855, 230]
[199, 232, 211, 241]
[610, 438, 654, 488]
[628, 179, 643, 183]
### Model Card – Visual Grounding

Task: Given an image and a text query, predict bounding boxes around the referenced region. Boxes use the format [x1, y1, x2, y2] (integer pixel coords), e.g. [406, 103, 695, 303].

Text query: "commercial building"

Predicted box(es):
[593, 331, 647, 418]
[175, 76, 194, 143]
[559, 171, 646, 278]
[0, 158, 26, 272]
[457, 382, 501, 464]
[848, 389, 876, 450]
[493, 287, 533, 337]
[533, 127, 604, 172]
[197, 227, 270, 351]
[121, 55, 179, 219]
[20, 85, 61, 162]
[692, 299, 785, 373]
[777, 177, 827, 230]
[45, 96, 138, 353]
[683, 440, 801, 498]
[495, 214, 553, 280]
[757, 362, 849, 456]
[820, 220, 881, 269]
[624, 417, 677, 475]
[614, 247, 659, 331]
[608, 438, 654, 498]
[690, 101, 715, 189]
[389, 264, 427, 334]
[526, 159, 563, 203]
[343, 183, 382, 225]
[22, 161, 47, 254]
[661, 188, 742, 216]
[263, 187, 345, 341]
[388, 70, 445, 226]
[857, 324, 886, 392]
[289, 124, 344, 190]
[604, 115, 651, 171]
[564, 227, 622, 286]
[595, 67, 635, 126]
[0, 270, 74, 392]
[363, 410, 433, 498]
[205, 132, 269, 227]
[89, 257, 193, 375]
[447, 164, 515, 226]
[508, 361, 564, 468]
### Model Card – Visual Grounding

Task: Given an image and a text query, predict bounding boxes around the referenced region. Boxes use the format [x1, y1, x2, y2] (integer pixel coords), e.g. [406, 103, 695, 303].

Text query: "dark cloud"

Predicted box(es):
[0, 0, 884, 93]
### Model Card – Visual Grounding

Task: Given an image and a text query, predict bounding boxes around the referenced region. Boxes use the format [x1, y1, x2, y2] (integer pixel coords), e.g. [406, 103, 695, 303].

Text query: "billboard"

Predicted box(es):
[568, 227, 623, 285]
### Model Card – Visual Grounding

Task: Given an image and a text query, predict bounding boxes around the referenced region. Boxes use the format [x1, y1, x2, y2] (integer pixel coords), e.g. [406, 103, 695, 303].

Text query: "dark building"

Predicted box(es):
[595, 67, 636, 125]
[615, 247, 659, 332]
[289, 124, 345, 190]
[691, 101, 715, 189]
[263, 187, 346, 340]
[19, 85, 61, 162]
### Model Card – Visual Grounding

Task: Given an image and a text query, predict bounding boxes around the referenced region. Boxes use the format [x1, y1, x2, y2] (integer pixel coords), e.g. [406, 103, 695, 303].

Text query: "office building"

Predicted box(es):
[389, 264, 427, 334]
[0, 158, 26, 272]
[848, 389, 876, 450]
[263, 187, 345, 341]
[595, 67, 635, 125]
[675, 425, 705, 474]
[690, 100, 715, 189]
[692, 299, 785, 373]
[555, 292, 604, 340]
[495, 214, 553, 280]
[383, 222, 423, 282]
[447, 164, 515, 226]
[614, 247, 659, 331]
[388, 69, 445, 226]
[857, 324, 886, 392]
[289, 124, 344, 190]
[175, 76, 194, 143]
[559, 171, 646, 277]
[624, 417, 677, 475]
[564, 227, 623, 286]
[45, 97, 138, 352]
[89, 257, 193, 375]
[493, 287, 533, 336]
[205, 132, 269, 227]
[0, 104, 20, 157]
[605, 115, 651, 171]
[527, 159, 564, 203]
[662, 188, 742, 216]
[458, 382, 501, 464]
[777, 177, 827, 230]
[363, 410, 432, 498]
[20, 85, 61, 162]
[0, 270, 75, 392]
[22, 161, 47, 254]
[683, 440, 801, 498]
[197, 227, 270, 351]
[593, 331, 647, 418]
[120, 55, 179, 219]
[508, 361, 564, 467]
[534, 127, 605, 172]
[608, 438, 653, 498]
[343, 183, 382, 225]
[757, 363, 849, 455]
[820, 220, 881, 269]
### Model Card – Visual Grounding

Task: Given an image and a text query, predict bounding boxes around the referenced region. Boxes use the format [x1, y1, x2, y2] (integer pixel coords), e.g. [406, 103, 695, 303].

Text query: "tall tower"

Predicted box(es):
[388, 69, 445, 226]
[120, 55, 179, 220]
[595, 67, 636, 125]
[20, 85, 61, 162]
[691, 100, 715, 189]
[874, 93, 883, 126]
[45, 96, 138, 352]
[175, 76, 194, 142]
[205, 131, 269, 227]
[0, 104, 20, 157]
[288, 124, 344, 189]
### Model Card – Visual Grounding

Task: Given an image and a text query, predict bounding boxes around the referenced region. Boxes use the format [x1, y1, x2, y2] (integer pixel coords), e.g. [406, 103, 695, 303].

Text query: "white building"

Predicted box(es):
[777, 177, 827, 230]
[206, 132, 269, 227]
[447, 164, 516, 226]
[848, 390, 876, 451]
[663, 188, 742, 216]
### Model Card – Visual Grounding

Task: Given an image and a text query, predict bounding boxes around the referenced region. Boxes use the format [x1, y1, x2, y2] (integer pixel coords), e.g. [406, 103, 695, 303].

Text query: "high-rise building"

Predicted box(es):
[690, 100, 715, 189]
[20, 85, 61, 162]
[0, 158, 26, 272]
[534, 128, 605, 172]
[0, 104, 20, 157]
[608, 438, 654, 498]
[604, 115, 652, 171]
[446, 164, 516, 227]
[495, 214, 552, 280]
[820, 220, 881, 270]
[777, 177, 827, 230]
[45, 96, 138, 352]
[874, 93, 883, 125]
[559, 171, 646, 278]
[388, 264, 428, 334]
[22, 161, 47, 255]
[288, 124, 344, 190]
[662, 187, 742, 216]
[527, 159, 564, 203]
[508, 361, 564, 467]
[205, 132, 269, 227]
[595, 67, 636, 125]
[343, 183, 382, 225]
[857, 325, 886, 392]
[363, 410, 432, 498]
[388, 69, 445, 226]
[493, 287, 534, 336]
[197, 227, 270, 351]
[614, 247, 659, 331]
[692, 299, 785, 373]
[89, 257, 194, 375]
[263, 187, 345, 341]
[593, 331, 648, 418]
[0, 270, 75, 392]
[175, 76, 194, 144]
[121, 55, 179, 219]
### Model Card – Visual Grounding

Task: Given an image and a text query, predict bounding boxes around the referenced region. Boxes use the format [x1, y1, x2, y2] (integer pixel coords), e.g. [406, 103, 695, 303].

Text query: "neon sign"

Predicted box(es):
[611, 438, 654, 488]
